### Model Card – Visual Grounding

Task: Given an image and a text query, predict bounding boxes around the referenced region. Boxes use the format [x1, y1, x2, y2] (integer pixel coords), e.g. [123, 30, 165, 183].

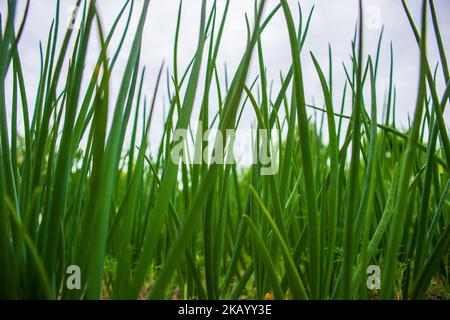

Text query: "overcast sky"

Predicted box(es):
[1, 0, 449, 148]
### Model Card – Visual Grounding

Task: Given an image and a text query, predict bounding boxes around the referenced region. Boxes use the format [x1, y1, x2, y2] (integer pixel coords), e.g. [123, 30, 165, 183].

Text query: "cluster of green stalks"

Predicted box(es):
[0, 0, 449, 300]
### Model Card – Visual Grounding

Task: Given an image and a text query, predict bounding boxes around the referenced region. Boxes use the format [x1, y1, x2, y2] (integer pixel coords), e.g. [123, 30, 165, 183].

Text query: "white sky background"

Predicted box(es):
[1, 0, 450, 158]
